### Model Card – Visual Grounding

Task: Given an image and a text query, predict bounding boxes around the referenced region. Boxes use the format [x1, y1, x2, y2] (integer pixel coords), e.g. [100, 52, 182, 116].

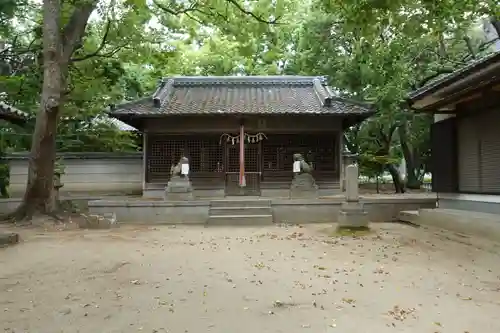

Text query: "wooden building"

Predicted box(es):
[110, 76, 374, 198]
[408, 51, 500, 213]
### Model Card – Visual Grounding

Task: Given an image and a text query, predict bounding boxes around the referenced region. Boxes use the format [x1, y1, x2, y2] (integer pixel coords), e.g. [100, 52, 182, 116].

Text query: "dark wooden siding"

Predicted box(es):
[456, 109, 500, 194]
[431, 117, 458, 193]
[477, 109, 500, 193]
[457, 116, 480, 192]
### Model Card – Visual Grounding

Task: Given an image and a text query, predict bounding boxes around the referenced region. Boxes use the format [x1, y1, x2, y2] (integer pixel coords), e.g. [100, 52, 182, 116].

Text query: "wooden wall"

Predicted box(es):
[143, 115, 343, 133]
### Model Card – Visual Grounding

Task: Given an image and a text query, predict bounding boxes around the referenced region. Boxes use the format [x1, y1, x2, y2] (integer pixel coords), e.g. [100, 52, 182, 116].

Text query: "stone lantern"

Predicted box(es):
[52, 158, 65, 209]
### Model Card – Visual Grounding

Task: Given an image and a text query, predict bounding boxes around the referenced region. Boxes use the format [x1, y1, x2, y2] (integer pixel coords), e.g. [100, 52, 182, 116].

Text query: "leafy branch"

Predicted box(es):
[153, 0, 282, 25]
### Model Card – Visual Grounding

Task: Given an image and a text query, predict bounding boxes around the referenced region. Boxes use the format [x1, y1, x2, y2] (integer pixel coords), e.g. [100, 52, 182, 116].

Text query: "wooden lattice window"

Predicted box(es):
[146, 134, 223, 182]
[262, 145, 286, 171]
[205, 137, 224, 173]
[226, 143, 260, 173]
[262, 133, 337, 173]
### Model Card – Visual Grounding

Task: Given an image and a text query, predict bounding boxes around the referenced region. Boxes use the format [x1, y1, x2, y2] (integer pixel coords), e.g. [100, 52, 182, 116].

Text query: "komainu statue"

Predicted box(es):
[290, 153, 318, 198]
[170, 156, 189, 178]
[293, 153, 312, 174]
[165, 156, 193, 200]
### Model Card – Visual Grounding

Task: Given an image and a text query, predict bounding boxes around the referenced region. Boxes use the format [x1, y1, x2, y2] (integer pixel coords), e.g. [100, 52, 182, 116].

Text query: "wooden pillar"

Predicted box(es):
[239, 123, 246, 187]
[142, 132, 147, 192]
[338, 131, 345, 191]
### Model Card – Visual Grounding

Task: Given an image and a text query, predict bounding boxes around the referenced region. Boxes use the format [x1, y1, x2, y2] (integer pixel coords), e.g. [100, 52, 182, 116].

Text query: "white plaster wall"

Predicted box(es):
[8, 157, 143, 196]
[433, 114, 455, 123]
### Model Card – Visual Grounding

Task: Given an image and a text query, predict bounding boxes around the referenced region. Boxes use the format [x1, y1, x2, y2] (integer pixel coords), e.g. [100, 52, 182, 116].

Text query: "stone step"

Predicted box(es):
[209, 206, 272, 216]
[397, 210, 420, 224]
[316, 182, 341, 188]
[259, 182, 340, 190]
[144, 183, 167, 190]
[210, 199, 271, 208]
[207, 214, 273, 225]
[418, 208, 500, 242]
[318, 188, 342, 196]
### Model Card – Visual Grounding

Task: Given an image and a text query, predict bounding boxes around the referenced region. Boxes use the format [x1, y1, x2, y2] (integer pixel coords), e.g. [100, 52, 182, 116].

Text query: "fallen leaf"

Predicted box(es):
[273, 300, 284, 308]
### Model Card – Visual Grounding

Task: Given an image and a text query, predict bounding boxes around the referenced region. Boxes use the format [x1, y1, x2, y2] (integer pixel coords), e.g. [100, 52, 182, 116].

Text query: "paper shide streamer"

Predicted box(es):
[219, 132, 268, 145]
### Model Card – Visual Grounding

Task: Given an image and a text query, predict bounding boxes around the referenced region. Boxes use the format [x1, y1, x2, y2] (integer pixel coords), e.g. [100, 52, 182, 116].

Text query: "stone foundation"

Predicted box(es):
[290, 173, 319, 199]
[88, 196, 436, 224]
[338, 202, 369, 228]
[164, 176, 194, 201]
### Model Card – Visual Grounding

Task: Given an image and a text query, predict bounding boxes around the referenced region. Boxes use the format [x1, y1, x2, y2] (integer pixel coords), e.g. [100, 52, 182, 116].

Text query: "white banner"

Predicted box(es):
[293, 161, 301, 173]
[181, 163, 190, 175]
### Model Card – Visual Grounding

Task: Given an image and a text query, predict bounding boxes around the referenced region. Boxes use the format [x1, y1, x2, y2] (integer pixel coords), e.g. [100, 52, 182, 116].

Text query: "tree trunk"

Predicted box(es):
[405, 168, 421, 189]
[12, 0, 61, 219]
[6, 0, 97, 221]
[398, 125, 422, 190]
[386, 164, 405, 193]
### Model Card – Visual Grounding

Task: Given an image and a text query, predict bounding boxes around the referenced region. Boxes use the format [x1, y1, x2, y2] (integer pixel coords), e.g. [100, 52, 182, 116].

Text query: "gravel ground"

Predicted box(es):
[1, 222, 500, 333]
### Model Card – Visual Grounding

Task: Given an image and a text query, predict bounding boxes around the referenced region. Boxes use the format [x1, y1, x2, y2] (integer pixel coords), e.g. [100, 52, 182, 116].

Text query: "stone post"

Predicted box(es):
[341, 152, 357, 191]
[338, 163, 369, 228]
[50, 173, 63, 211]
[345, 164, 359, 202]
[51, 159, 65, 211]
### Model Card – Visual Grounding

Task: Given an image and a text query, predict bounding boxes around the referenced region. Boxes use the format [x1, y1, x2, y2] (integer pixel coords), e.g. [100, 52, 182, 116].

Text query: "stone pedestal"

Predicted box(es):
[165, 176, 193, 201]
[290, 173, 319, 199]
[338, 202, 369, 228]
[338, 164, 369, 228]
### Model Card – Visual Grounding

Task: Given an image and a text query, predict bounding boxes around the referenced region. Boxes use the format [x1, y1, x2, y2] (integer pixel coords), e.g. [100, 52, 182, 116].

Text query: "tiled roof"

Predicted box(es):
[408, 51, 500, 101]
[0, 102, 29, 123]
[110, 76, 374, 117]
[92, 116, 137, 131]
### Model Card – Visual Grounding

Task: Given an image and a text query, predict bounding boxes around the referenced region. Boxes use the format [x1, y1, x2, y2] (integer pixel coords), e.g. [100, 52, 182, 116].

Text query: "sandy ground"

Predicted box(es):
[1, 223, 500, 333]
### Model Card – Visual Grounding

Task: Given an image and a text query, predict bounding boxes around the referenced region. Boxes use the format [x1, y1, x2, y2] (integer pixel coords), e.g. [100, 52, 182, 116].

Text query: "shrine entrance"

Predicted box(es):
[224, 142, 261, 196]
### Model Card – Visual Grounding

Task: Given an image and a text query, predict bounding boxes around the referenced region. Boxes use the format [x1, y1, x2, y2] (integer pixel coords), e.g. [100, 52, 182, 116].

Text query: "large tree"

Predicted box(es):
[13, 0, 99, 219]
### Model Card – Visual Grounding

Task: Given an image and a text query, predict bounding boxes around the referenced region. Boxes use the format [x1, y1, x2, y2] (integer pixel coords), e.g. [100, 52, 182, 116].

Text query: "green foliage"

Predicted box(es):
[1, 0, 498, 196]
[288, 0, 498, 190]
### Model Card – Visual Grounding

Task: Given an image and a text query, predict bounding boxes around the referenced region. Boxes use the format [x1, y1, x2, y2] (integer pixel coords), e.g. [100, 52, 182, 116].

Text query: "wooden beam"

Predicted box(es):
[456, 89, 500, 114]
[433, 110, 457, 114]
[453, 92, 483, 104]
[416, 81, 500, 113]
[438, 92, 483, 112]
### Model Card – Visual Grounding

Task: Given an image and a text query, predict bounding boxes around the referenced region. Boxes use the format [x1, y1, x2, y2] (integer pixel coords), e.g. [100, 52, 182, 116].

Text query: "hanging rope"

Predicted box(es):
[219, 132, 268, 145]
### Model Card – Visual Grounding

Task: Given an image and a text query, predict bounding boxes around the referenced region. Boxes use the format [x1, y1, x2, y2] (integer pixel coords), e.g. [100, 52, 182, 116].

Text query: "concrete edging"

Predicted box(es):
[88, 197, 436, 224]
[418, 208, 500, 242]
